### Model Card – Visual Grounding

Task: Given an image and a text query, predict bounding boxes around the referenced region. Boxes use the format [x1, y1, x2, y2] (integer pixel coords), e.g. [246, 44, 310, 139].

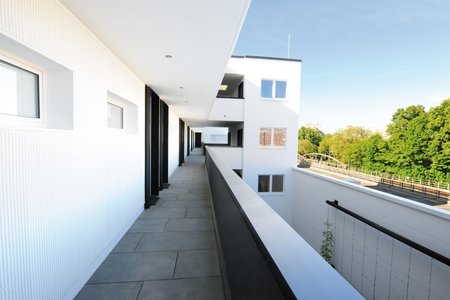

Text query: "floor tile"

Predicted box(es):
[174, 250, 221, 278]
[140, 208, 186, 218]
[138, 277, 224, 300]
[135, 231, 216, 252]
[88, 252, 176, 283]
[185, 208, 212, 218]
[128, 219, 168, 233]
[161, 200, 210, 208]
[177, 194, 210, 201]
[75, 282, 142, 300]
[165, 218, 213, 232]
[112, 233, 143, 253]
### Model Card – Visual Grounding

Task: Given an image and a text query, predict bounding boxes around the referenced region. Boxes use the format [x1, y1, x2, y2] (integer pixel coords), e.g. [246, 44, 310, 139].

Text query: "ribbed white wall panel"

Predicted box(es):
[0, 0, 145, 299]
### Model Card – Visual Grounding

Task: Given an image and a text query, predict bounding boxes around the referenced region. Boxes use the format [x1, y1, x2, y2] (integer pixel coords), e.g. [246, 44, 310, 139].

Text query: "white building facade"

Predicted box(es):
[0, 1, 448, 299]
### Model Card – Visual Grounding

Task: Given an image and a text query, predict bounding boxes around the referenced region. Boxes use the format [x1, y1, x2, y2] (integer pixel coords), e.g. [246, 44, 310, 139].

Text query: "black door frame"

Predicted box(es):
[195, 132, 202, 148]
[179, 119, 185, 166]
[160, 101, 169, 189]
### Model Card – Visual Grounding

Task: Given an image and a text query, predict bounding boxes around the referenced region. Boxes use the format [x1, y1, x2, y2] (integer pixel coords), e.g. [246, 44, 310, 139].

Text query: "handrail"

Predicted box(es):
[206, 147, 362, 299]
[326, 200, 450, 266]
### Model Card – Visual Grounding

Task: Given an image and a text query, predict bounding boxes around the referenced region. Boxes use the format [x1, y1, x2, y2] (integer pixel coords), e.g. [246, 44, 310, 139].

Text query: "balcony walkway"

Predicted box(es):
[75, 149, 225, 300]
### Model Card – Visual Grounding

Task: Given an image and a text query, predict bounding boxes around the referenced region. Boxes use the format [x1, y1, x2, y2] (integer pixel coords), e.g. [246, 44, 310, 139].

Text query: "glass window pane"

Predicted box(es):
[107, 102, 123, 129]
[259, 128, 272, 146]
[258, 175, 270, 192]
[0, 59, 39, 118]
[261, 80, 273, 98]
[272, 175, 284, 192]
[273, 128, 286, 147]
[275, 81, 287, 98]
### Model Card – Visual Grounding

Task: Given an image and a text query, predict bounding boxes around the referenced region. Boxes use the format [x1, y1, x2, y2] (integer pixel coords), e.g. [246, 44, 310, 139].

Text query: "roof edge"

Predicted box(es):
[231, 54, 302, 63]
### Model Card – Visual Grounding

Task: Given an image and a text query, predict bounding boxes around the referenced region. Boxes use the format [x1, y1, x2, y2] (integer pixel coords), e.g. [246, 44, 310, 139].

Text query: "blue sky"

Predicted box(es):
[233, 0, 450, 133]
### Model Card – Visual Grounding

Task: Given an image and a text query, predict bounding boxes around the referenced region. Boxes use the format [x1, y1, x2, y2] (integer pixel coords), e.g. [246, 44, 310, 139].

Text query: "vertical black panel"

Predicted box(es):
[144, 86, 152, 208]
[179, 119, 185, 166]
[237, 129, 243, 147]
[228, 132, 231, 146]
[160, 101, 169, 188]
[195, 132, 202, 148]
[238, 81, 244, 98]
[150, 90, 160, 196]
[187, 126, 190, 156]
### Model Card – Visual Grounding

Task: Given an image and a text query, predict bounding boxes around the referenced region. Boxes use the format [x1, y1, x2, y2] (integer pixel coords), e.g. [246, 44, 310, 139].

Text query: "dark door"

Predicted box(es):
[195, 132, 202, 148]
[237, 129, 243, 147]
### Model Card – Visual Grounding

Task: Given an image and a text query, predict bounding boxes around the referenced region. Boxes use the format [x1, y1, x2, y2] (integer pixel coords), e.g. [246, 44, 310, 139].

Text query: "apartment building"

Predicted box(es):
[0, 1, 448, 299]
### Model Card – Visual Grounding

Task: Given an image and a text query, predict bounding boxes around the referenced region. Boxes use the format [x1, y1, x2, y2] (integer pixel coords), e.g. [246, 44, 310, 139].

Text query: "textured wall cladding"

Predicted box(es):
[0, 0, 145, 299]
[0, 129, 143, 300]
[0, 129, 74, 299]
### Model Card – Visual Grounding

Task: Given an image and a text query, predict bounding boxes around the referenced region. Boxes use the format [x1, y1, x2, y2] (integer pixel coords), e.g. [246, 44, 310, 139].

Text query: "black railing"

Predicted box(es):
[326, 200, 450, 266]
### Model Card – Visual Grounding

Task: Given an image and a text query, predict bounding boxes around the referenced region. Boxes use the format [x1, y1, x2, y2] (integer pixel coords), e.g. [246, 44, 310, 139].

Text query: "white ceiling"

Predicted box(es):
[60, 0, 250, 126]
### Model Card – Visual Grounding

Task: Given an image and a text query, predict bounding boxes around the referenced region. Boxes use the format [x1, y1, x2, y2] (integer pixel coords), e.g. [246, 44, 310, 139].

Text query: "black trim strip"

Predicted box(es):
[231, 55, 302, 63]
[326, 200, 450, 266]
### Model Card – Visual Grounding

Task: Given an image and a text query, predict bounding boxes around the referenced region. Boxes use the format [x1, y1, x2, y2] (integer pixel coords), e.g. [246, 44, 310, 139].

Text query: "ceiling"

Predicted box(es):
[60, 0, 250, 126]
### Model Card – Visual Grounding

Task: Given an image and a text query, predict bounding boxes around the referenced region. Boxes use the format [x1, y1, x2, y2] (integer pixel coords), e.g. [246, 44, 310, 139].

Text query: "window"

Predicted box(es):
[0, 58, 40, 119]
[258, 175, 270, 192]
[107, 102, 124, 129]
[261, 79, 287, 100]
[259, 128, 286, 147]
[259, 128, 272, 146]
[258, 175, 284, 193]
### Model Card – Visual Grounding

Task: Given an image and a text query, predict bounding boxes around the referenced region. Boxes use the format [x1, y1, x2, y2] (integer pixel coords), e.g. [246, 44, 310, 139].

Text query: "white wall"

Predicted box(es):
[0, 1, 145, 299]
[199, 126, 229, 144]
[207, 146, 243, 169]
[208, 98, 244, 121]
[168, 107, 180, 177]
[292, 168, 450, 299]
[226, 57, 301, 224]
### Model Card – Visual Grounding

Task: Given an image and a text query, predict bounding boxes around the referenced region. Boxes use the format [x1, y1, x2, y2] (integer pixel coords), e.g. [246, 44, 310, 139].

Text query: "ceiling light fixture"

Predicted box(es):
[219, 84, 228, 91]
[165, 54, 172, 59]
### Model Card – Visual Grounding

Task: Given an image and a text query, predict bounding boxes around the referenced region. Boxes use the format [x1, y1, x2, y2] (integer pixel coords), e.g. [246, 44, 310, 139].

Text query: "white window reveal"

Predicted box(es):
[261, 79, 287, 100]
[106, 91, 138, 134]
[258, 174, 284, 193]
[107, 102, 124, 129]
[259, 128, 286, 147]
[0, 58, 40, 119]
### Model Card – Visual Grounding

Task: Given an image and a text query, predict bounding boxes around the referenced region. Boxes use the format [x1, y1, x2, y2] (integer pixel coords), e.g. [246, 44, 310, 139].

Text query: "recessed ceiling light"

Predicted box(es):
[219, 84, 228, 91]
[165, 54, 172, 58]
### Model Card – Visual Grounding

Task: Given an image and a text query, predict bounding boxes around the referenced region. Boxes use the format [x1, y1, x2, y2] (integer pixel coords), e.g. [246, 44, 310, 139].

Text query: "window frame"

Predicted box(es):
[0, 52, 44, 124]
[260, 79, 288, 101]
[258, 174, 285, 194]
[258, 127, 287, 148]
[107, 97, 125, 131]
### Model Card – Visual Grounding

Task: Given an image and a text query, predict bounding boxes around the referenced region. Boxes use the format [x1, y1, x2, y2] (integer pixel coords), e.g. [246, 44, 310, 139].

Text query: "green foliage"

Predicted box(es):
[298, 139, 317, 154]
[318, 126, 372, 162]
[307, 99, 450, 182]
[320, 221, 334, 265]
[298, 126, 323, 146]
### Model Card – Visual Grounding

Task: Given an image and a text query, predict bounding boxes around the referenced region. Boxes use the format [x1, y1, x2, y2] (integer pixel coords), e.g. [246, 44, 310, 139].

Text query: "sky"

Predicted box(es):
[233, 0, 450, 133]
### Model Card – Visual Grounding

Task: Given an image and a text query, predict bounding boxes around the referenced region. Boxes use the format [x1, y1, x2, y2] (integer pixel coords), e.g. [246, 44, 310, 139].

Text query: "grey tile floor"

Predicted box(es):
[75, 149, 225, 300]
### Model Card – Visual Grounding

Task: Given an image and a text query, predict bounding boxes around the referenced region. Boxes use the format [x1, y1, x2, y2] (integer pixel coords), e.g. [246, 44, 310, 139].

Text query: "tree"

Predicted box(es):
[386, 105, 429, 177]
[298, 126, 323, 146]
[321, 126, 372, 162]
[298, 139, 317, 154]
